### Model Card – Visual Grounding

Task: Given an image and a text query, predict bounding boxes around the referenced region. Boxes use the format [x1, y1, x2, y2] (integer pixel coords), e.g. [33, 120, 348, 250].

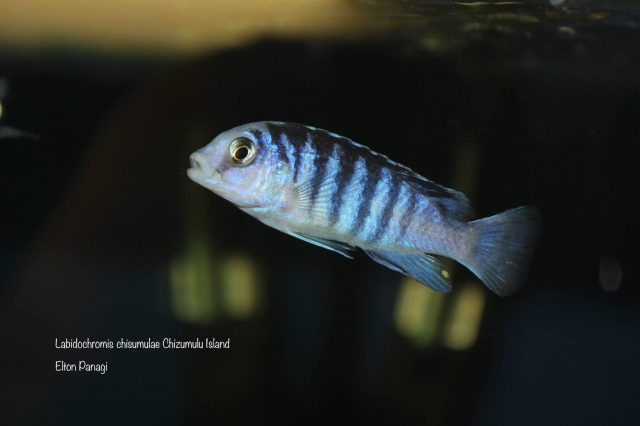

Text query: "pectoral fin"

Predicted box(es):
[364, 250, 452, 292]
[289, 232, 355, 259]
[292, 173, 337, 221]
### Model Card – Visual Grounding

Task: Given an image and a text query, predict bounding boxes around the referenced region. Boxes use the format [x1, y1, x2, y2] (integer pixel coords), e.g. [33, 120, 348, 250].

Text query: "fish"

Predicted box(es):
[187, 121, 540, 296]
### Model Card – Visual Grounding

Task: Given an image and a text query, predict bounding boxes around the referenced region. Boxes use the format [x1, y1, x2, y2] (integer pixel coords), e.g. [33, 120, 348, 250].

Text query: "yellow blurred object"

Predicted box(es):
[169, 234, 217, 323]
[0, 0, 371, 55]
[442, 282, 486, 350]
[221, 254, 261, 319]
[394, 278, 447, 347]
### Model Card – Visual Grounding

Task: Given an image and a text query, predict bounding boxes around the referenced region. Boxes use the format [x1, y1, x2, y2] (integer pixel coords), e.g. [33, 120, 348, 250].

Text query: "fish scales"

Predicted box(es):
[329, 143, 356, 226]
[296, 135, 316, 189]
[350, 158, 383, 238]
[382, 181, 412, 244]
[307, 139, 331, 218]
[370, 171, 402, 244]
[266, 122, 455, 244]
[398, 189, 418, 241]
[359, 166, 393, 243]
[270, 122, 403, 238]
[334, 155, 368, 236]
[311, 144, 341, 221]
[188, 121, 540, 296]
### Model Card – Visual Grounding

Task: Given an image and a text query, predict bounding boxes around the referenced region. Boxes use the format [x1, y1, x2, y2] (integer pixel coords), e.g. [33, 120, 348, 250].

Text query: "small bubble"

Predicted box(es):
[441, 270, 449, 279]
[598, 257, 622, 293]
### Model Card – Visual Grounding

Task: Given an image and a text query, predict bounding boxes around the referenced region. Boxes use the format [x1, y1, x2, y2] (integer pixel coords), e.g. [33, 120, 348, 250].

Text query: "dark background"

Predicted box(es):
[1, 3, 640, 425]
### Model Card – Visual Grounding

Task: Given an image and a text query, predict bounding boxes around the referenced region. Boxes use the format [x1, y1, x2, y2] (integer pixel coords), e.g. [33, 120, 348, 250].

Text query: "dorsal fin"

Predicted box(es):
[398, 170, 475, 221]
[430, 186, 475, 221]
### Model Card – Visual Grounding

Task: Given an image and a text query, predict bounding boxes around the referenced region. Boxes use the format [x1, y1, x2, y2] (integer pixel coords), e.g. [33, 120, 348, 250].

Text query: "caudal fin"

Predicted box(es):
[463, 206, 540, 296]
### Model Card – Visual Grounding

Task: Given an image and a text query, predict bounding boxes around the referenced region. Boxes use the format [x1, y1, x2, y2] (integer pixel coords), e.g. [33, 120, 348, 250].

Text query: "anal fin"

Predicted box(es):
[364, 250, 452, 293]
[289, 232, 355, 259]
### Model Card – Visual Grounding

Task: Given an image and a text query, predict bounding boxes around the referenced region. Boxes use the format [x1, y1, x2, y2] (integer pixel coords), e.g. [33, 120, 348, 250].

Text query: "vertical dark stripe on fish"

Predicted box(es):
[398, 188, 416, 240]
[329, 144, 354, 226]
[350, 160, 381, 236]
[275, 134, 288, 165]
[311, 128, 338, 158]
[308, 149, 333, 215]
[305, 129, 339, 214]
[249, 129, 262, 143]
[291, 141, 300, 185]
[369, 171, 401, 243]
[264, 123, 288, 164]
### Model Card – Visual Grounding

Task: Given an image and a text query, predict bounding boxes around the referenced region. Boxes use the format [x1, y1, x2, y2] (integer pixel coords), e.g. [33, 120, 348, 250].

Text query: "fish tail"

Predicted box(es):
[461, 206, 541, 296]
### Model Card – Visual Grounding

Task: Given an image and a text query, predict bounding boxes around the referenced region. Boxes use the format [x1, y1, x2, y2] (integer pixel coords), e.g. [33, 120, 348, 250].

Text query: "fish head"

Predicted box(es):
[187, 123, 287, 209]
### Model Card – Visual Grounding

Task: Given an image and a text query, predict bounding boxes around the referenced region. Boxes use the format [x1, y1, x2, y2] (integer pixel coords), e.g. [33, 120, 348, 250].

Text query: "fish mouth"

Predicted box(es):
[186, 167, 213, 183]
[186, 167, 201, 182]
[187, 152, 220, 183]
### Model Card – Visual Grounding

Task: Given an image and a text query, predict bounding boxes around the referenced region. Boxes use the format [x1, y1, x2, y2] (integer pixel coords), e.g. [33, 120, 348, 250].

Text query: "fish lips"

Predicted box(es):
[186, 167, 225, 191]
[186, 166, 217, 183]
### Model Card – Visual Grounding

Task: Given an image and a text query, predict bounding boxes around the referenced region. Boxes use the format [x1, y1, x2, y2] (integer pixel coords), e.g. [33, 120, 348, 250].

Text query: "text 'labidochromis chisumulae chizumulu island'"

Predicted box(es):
[54, 338, 230, 349]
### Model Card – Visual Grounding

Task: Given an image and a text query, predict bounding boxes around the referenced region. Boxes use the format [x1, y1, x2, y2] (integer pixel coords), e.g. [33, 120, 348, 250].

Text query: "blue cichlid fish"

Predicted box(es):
[187, 122, 540, 296]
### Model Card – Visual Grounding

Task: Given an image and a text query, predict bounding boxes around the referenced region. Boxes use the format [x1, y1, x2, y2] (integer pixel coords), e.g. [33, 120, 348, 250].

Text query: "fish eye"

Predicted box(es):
[229, 137, 256, 165]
